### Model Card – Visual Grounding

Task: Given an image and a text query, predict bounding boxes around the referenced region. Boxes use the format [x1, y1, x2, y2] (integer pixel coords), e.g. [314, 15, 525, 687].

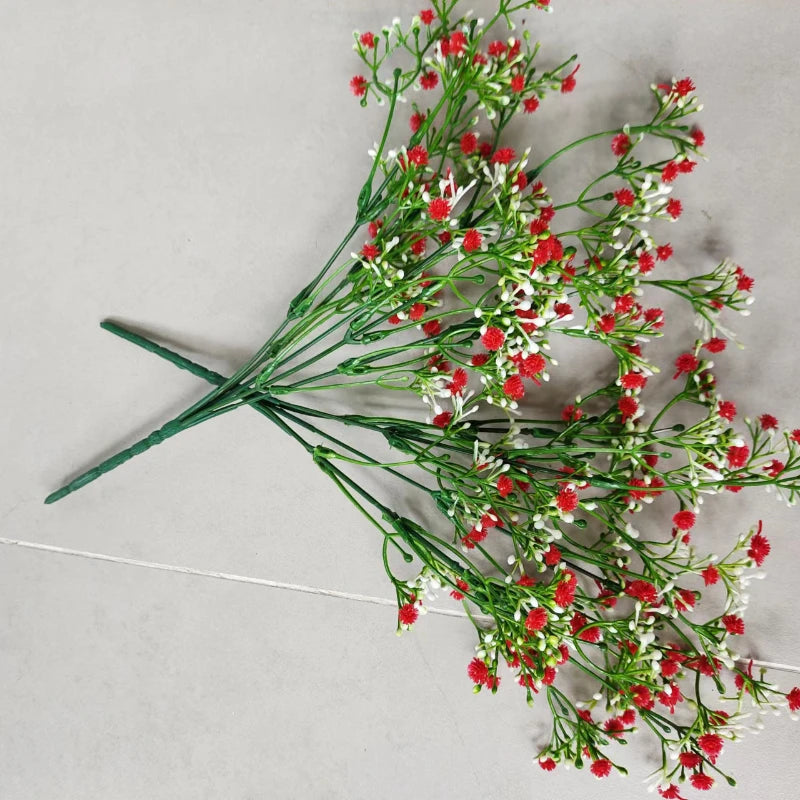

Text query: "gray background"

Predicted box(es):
[2, 1, 800, 797]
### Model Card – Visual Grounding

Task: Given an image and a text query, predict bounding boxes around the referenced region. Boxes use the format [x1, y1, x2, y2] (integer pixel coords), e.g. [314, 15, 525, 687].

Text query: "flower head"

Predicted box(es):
[427, 197, 451, 222]
[525, 606, 548, 632]
[398, 603, 418, 626]
[611, 133, 631, 156]
[350, 75, 368, 96]
[673, 510, 696, 531]
[590, 759, 611, 779]
[690, 774, 714, 791]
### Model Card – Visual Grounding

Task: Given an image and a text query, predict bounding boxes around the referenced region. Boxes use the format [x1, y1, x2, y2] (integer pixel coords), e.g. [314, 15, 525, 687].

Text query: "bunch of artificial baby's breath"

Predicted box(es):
[48, 1, 800, 793]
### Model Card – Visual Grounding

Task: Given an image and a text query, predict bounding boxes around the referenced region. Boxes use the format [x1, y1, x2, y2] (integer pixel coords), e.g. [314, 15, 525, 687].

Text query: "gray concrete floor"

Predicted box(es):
[3, 1, 800, 797]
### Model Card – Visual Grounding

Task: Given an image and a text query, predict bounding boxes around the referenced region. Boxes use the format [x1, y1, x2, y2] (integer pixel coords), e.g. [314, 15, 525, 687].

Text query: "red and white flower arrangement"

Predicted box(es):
[48, 1, 800, 792]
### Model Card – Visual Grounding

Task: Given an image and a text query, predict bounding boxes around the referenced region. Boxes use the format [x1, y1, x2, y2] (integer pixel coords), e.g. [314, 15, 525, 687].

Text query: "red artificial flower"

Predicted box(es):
[656, 243, 673, 261]
[748, 529, 771, 566]
[360, 243, 380, 261]
[603, 717, 625, 738]
[691, 127, 706, 147]
[618, 396, 639, 421]
[532, 235, 563, 266]
[675, 77, 696, 97]
[554, 575, 577, 608]
[460, 131, 478, 155]
[625, 580, 658, 605]
[398, 603, 419, 626]
[540, 204, 555, 223]
[672, 510, 696, 531]
[685, 655, 720, 677]
[471, 352, 489, 367]
[560, 64, 580, 93]
[491, 147, 516, 165]
[503, 374, 525, 400]
[544, 544, 561, 566]
[675, 589, 696, 611]
[759, 413, 779, 430]
[722, 615, 745, 635]
[703, 337, 726, 353]
[407, 145, 429, 167]
[350, 75, 368, 96]
[450, 578, 469, 601]
[620, 372, 647, 390]
[717, 400, 736, 421]
[497, 475, 514, 498]
[419, 9, 435, 25]
[520, 353, 547, 379]
[409, 111, 426, 133]
[556, 488, 579, 513]
[764, 459, 785, 478]
[590, 759, 611, 779]
[523, 96, 540, 113]
[657, 683, 683, 712]
[427, 197, 451, 222]
[510, 74, 525, 93]
[360, 31, 376, 48]
[673, 352, 699, 379]
[448, 30, 467, 56]
[615, 294, 636, 313]
[481, 327, 506, 351]
[462, 228, 483, 252]
[661, 161, 680, 183]
[690, 774, 714, 791]
[631, 685, 653, 709]
[448, 367, 468, 394]
[562, 404, 582, 423]
[678, 752, 702, 769]
[658, 784, 687, 800]
[420, 71, 439, 90]
[700, 564, 720, 586]
[553, 301, 573, 317]
[660, 659, 680, 679]
[736, 270, 755, 292]
[422, 319, 441, 337]
[432, 411, 451, 428]
[597, 313, 616, 334]
[611, 133, 631, 156]
[787, 687, 800, 711]
[525, 606, 548, 632]
[614, 188, 635, 207]
[637, 252, 656, 274]
[539, 758, 556, 772]
[487, 40, 507, 57]
[467, 657, 489, 685]
[570, 612, 601, 642]
[410, 237, 426, 256]
[698, 732, 723, 759]
[666, 198, 682, 219]
[727, 445, 750, 469]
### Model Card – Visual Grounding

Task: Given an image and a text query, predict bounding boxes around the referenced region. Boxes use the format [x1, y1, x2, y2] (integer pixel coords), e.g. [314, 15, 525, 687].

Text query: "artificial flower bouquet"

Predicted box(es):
[47, 1, 800, 793]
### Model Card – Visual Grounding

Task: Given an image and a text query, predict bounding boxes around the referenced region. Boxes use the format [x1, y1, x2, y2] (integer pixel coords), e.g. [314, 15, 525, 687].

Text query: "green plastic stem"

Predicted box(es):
[44, 418, 184, 504]
[43, 323, 231, 504]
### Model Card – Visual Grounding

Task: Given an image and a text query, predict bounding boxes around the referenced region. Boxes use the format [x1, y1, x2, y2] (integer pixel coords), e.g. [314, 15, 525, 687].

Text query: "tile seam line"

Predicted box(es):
[3, 536, 799, 676]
